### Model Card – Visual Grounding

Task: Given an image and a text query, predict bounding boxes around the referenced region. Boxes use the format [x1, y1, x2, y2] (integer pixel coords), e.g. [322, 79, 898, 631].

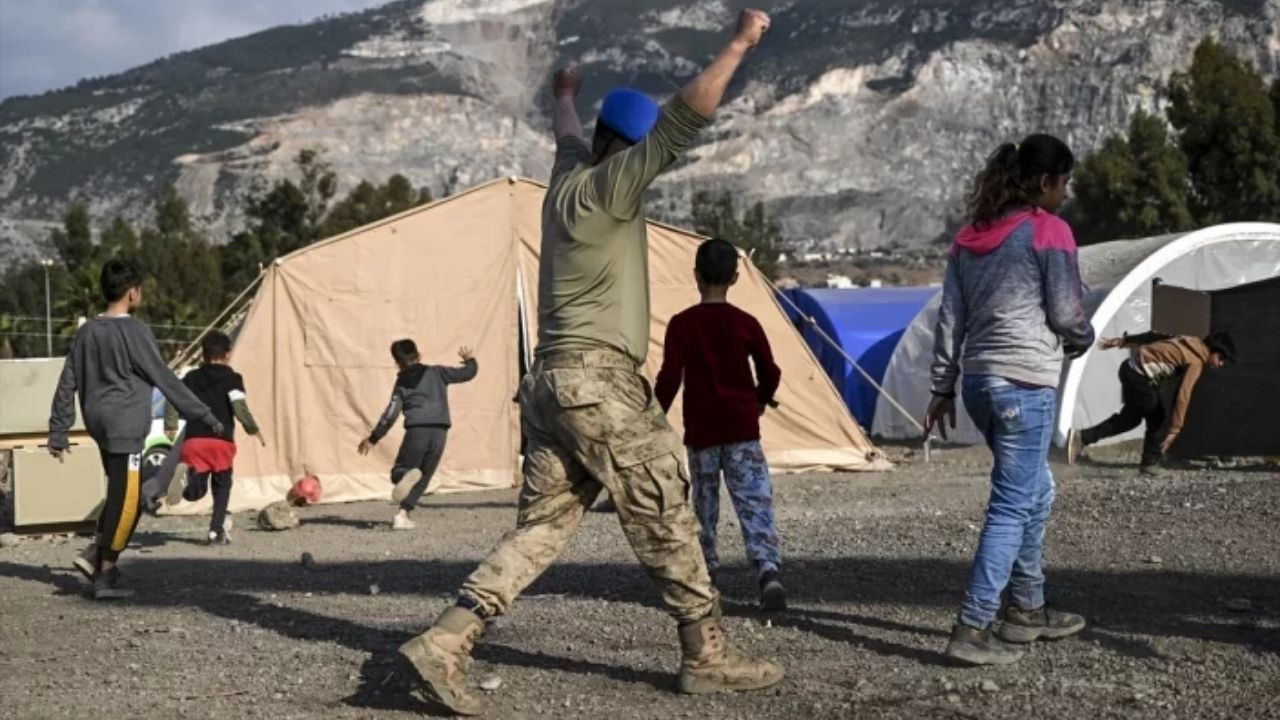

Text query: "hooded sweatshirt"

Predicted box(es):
[163, 363, 259, 442]
[930, 208, 1095, 395]
[368, 359, 478, 444]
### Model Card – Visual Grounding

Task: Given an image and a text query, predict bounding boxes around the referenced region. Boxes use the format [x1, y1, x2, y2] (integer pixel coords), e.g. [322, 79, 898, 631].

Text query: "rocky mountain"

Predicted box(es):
[1, 0, 1277, 269]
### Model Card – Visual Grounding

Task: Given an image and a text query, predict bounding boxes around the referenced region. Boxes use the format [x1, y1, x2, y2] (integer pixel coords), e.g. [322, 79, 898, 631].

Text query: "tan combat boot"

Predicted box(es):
[677, 616, 785, 694]
[398, 606, 485, 716]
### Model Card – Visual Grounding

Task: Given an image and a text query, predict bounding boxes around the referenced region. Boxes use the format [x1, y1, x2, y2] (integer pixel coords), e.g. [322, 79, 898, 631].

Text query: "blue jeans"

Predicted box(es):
[958, 375, 1056, 629]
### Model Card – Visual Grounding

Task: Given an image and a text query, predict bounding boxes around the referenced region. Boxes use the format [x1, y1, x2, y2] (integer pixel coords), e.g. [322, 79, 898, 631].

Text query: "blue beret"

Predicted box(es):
[598, 87, 660, 144]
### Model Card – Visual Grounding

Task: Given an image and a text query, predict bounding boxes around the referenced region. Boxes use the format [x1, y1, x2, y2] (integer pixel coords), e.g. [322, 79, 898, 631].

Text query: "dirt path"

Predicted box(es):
[2, 446, 1277, 719]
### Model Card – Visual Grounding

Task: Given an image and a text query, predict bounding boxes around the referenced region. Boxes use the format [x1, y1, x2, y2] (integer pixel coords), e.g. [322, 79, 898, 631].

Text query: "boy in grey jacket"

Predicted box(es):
[358, 339, 477, 530]
[48, 258, 222, 600]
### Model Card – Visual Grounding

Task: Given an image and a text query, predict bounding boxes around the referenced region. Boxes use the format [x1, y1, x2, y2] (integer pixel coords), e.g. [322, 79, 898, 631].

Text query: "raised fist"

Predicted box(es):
[734, 9, 771, 49]
[552, 66, 582, 99]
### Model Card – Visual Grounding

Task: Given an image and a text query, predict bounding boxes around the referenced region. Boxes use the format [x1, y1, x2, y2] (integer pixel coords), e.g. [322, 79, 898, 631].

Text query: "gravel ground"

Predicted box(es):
[1, 444, 1277, 720]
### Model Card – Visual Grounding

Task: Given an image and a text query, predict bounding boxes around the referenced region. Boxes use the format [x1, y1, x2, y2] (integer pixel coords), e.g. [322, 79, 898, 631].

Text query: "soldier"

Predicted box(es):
[395, 9, 783, 715]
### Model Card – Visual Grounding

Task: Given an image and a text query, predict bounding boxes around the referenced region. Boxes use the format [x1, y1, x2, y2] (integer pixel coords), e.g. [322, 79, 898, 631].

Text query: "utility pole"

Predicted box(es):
[42, 258, 54, 357]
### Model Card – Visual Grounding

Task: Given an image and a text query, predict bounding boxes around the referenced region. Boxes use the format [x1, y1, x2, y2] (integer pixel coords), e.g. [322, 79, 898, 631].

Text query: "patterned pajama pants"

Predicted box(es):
[687, 440, 781, 577]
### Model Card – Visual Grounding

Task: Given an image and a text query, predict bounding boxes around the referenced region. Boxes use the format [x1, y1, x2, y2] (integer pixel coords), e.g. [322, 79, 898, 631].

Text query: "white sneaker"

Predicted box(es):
[1066, 429, 1083, 465]
[165, 462, 188, 506]
[391, 469, 422, 504]
[391, 511, 416, 531]
[72, 544, 96, 581]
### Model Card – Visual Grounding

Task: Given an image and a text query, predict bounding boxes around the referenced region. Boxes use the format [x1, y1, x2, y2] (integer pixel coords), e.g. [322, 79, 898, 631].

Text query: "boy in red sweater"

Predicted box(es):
[655, 238, 785, 611]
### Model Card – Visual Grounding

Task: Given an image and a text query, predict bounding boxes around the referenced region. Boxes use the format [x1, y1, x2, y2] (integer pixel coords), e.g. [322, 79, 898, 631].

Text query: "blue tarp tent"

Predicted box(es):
[780, 287, 938, 427]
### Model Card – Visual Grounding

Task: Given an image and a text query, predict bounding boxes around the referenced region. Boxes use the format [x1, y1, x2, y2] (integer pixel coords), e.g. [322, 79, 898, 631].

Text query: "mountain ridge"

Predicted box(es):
[1, 0, 1277, 268]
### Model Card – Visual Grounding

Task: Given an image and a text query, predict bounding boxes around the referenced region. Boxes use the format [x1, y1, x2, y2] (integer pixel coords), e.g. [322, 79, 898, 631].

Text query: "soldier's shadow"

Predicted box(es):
[719, 598, 951, 666]
[162, 588, 672, 713]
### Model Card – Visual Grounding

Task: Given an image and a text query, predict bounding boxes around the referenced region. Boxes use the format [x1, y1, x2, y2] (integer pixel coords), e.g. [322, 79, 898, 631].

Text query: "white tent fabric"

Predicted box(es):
[871, 223, 1280, 445]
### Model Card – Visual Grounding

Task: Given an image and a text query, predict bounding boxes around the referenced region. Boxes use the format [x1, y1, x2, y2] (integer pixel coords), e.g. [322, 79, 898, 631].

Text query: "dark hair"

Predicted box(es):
[100, 258, 143, 303]
[201, 330, 233, 363]
[591, 123, 626, 162]
[967, 134, 1075, 226]
[390, 339, 419, 366]
[695, 238, 739, 285]
[1203, 331, 1237, 364]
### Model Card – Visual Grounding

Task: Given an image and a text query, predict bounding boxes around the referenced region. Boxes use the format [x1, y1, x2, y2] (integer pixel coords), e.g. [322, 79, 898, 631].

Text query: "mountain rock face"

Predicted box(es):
[1, 0, 1277, 268]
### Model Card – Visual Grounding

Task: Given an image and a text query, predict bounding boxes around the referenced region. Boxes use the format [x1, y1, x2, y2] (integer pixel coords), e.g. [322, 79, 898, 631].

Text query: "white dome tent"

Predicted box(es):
[870, 222, 1280, 447]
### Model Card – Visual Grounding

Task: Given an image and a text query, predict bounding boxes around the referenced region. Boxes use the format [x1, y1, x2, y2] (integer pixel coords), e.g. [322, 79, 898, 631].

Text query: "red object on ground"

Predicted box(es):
[288, 475, 322, 505]
[180, 437, 237, 473]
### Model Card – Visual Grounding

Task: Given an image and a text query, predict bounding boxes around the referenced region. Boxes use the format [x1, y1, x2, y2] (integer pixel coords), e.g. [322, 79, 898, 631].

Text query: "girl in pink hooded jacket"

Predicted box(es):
[926, 134, 1095, 666]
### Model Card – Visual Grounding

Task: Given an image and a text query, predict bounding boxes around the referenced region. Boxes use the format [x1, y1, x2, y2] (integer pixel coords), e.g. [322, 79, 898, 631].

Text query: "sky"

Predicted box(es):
[0, 0, 390, 100]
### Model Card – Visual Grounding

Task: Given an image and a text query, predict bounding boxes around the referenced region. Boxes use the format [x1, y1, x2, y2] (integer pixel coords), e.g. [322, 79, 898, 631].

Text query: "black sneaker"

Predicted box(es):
[759, 570, 787, 612]
[92, 567, 135, 600]
[945, 623, 1024, 666]
[1138, 463, 1167, 478]
[996, 605, 1086, 643]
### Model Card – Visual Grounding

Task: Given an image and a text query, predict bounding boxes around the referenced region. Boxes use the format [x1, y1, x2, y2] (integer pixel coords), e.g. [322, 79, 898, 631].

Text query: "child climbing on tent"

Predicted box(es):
[925, 134, 1095, 665]
[163, 330, 265, 544]
[1067, 330, 1236, 473]
[358, 339, 477, 530]
[654, 237, 786, 611]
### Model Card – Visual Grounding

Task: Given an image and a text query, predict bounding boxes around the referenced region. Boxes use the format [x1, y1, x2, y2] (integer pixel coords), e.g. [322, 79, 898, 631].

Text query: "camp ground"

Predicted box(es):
[779, 223, 1280, 458]
[159, 177, 887, 516]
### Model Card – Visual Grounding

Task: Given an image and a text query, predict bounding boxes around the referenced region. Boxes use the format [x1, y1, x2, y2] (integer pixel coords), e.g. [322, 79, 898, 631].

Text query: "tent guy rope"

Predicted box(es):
[767, 273, 927, 435]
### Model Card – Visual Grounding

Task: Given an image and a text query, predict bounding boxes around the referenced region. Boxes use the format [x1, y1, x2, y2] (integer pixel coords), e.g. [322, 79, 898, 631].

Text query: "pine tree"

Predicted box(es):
[690, 191, 784, 280]
[1167, 38, 1280, 224]
[1071, 37, 1280, 243]
[1069, 110, 1193, 244]
[138, 186, 222, 351]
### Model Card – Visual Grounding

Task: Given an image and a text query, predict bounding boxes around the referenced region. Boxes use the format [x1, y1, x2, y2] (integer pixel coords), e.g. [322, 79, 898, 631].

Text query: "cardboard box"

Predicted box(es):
[0, 358, 86, 435]
[11, 444, 105, 527]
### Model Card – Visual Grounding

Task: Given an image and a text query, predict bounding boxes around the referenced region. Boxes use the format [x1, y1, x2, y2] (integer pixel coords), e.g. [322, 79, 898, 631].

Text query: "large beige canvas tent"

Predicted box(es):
[176, 178, 885, 514]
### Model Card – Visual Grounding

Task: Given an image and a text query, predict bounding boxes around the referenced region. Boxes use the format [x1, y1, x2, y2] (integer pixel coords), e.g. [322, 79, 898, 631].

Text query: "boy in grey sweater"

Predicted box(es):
[358, 339, 477, 530]
[48, 258, 222, 599]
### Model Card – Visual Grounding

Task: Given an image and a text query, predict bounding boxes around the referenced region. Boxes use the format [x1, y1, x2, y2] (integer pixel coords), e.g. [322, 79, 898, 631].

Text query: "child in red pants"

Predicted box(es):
[164, 331, 263, 543]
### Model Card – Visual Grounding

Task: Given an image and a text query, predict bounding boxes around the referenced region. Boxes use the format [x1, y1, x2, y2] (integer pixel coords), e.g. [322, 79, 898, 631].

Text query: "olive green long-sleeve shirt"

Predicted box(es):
[535, 96, 710, 364]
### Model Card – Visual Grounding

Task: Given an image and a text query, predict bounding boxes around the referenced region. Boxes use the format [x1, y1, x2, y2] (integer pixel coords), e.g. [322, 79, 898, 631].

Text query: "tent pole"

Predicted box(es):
[170, 270, 266, 370]
[769, 280, 927, 435]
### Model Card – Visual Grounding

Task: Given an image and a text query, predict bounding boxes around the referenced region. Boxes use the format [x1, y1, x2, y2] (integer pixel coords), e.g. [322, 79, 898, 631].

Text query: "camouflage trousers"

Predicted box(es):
[688, 440, 781, 576]
[460, 348, 718, 624]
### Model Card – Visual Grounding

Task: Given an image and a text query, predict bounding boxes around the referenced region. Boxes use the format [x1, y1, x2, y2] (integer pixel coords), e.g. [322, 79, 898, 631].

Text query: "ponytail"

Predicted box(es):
[966, 134, 1075, 227]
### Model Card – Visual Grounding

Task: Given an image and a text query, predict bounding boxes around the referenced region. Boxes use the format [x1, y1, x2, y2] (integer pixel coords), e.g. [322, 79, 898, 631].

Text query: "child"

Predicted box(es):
[925, 134, 1095, 665]
[48, 258, 222, 599]
[1068, 330, 1236, 473]
[357, 339, 477, 530]
[163, 330, 264, 544]
[654, 238, 785, 611]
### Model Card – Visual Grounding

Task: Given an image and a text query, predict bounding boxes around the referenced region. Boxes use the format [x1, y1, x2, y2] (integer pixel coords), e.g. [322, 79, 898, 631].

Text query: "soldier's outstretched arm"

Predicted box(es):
[590, 9, 772, 220]
[679, 9, 771, 117]
[551, 66, 584, 142]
